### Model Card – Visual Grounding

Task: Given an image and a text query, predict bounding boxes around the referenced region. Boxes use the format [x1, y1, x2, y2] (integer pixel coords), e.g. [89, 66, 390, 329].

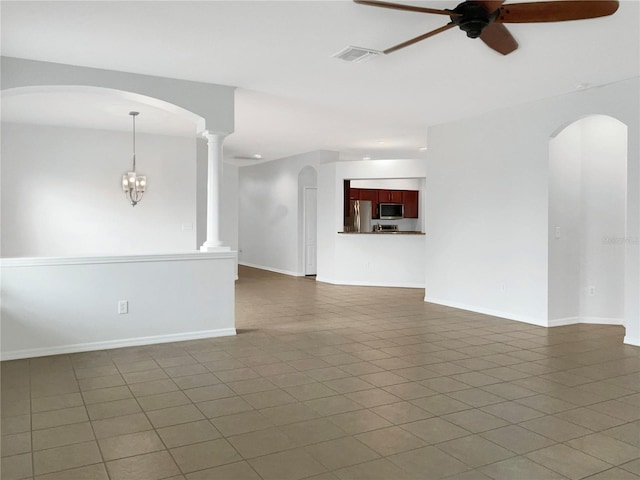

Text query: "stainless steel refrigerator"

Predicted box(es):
[346, 200, 372, 233]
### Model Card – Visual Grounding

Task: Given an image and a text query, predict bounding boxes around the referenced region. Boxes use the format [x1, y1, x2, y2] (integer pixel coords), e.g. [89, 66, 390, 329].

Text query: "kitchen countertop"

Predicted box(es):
[338, 231, 425, 235]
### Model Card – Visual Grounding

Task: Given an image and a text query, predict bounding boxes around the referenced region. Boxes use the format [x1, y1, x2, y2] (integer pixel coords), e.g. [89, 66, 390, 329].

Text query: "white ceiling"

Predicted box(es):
[1, 1, 638, 164]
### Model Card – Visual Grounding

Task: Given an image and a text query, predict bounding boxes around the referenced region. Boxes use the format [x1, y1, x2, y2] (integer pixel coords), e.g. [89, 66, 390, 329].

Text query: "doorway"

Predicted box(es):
[304, 187, 318, 276]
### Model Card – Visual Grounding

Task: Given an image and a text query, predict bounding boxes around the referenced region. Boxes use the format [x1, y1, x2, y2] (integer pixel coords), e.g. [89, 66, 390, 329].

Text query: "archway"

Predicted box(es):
[548, 115, 627, 327]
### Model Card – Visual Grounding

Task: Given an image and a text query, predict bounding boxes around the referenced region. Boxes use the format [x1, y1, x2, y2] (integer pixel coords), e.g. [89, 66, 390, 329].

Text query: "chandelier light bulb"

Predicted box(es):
[121, 111, 147, 206]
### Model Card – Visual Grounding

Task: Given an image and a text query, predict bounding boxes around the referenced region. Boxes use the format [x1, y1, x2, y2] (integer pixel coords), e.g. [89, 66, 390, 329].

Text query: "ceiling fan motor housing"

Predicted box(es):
[451, 1, 499, 38]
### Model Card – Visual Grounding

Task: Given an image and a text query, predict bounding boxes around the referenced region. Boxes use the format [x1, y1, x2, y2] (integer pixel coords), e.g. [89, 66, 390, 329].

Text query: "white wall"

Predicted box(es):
[425, 78, 639, 342]
[549, 116, 627, 325]
[1, 123, 198, 257]
[317, 159, 427, 288]
[1, 253, 236, 360]
[238, 150, 337, 276]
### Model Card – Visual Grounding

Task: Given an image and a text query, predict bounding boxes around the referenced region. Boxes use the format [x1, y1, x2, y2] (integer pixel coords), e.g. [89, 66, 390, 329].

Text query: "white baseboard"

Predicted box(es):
[238, 262, 303, 277]
[317, 276, 424, 289]
[0, 328, 237, 361]
[624, 335, 640, 347]
[423, 296, 548, 327]
[548, 316, 624, 327]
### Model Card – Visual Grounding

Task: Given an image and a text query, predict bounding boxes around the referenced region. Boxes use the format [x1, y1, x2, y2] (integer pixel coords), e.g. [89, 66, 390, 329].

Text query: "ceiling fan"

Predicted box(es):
[353, 0, 619, 55]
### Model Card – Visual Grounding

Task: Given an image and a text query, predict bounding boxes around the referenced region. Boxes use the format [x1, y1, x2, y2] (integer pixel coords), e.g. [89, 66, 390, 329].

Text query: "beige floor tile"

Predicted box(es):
[584, 467, 640, 480]
[106, 450, 180, 480]
[163, 364, 207, 378]
[286, 382, 339, 401]
[514, 393, 577, 414]
[567, 433, 639, 465]
[479, 425, 554, 454]
[33, 440, 102, 475]
[334, 458, 415, 480]
[116, 360, 159, 373]
[328, 409, 392, 434]
[81, 386, 132, 405]
[195, 395, 253, 418]
[443, 409, 509, 433]
[86, 398, 141, 420]
[183, 383, 235, 403]
[479, 456, 567, 480]
[279, 418, 347, 446]
[382, 381, 437, 400]
[74, 365, 119, 379]
[480, 401, 545, 423]
[170, 438, 241, 473]
[400, 417, 470, 444]
[1, 452, 33, 480]
[228, 426, 294, 458]
[210, 410, 274, 436]
[31, 392, 84, 412]
[304, 395, 363, 416]
[185, 461, 261, 480]
[520, 415, 594, 442]
[620, 458, 640, 475]
[345, 388, 402, 408]
[1, 415, 31, 435]
[172, 373, 221, 390]
[556, 407, 626, 431]
[269, 372, 316, 388]
[588, 399, 640, 422]
[227, 377, 278, 395]
[146, 404, 205, 428]
[157, 420, 221, 448]
[33, 422, 95, 450]
[242, 388, 297, 409]
[421, 377, 471, 393]
[259, 402, 320, 426]
[91, 412, 152, 439]
[306, 367, 351, 382]
[136, 390, 191, 411]
[1, 432, 31, 456]
[32, 406, 89, 430]
[78, 374, 125, 391]
[387, 446, 471, 479]
[411, 393, 471, 415]
[128, 378, 179, 396]
[526, 444, 612, 480]
[35, 463, 109, 480]
[448, 388, 506, 408]
[437, 434, 515, 468]
[370, 401, 433, 424]
[249, 448, 326, 480]
[98, 430, 165, 461]
[304, 436, 379, 470]
[602, 422, 640, 447]
[355, 425, 427, 456]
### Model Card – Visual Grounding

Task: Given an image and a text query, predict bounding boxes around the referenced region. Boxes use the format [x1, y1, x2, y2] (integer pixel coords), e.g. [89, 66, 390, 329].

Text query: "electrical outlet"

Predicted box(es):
[501, 283, 507, 292]
[555, 226, 561, 239]
[588, 286, 596, 297]
[118, 300, 128, 314]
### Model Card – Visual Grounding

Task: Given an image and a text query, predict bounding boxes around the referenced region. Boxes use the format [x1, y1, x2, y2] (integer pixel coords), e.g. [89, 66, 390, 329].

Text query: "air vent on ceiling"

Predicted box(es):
[332, 46, 381, 63]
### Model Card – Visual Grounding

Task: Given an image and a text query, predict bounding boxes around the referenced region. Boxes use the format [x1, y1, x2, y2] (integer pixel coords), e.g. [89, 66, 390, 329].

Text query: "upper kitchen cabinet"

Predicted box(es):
[378, 189, 403, 203]
[349, 188, 360, 200]
[403, 190, 419, 218]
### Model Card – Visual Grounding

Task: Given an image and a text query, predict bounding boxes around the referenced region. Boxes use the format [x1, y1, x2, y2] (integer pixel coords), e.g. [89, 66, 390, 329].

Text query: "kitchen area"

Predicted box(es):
[342, 178, 425, 235]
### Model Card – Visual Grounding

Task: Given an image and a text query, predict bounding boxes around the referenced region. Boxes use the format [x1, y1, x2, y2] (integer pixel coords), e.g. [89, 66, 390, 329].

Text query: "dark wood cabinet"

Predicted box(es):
[378, 189, 403, 203]
[349, 188, 360, 200]
[402, 190, 419, 218]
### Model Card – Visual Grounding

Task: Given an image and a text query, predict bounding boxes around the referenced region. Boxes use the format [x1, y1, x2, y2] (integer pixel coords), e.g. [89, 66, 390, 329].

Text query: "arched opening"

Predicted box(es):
[1, 85, 206, 257]
[548, 115, 627, 327]
[298, 166, 318, 276]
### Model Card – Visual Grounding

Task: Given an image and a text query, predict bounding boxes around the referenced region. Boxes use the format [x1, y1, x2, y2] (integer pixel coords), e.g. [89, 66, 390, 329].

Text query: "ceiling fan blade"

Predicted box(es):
[384, 22, 456, 54]
[474, 1, 506, 13]
[353, 0, 457, 16]
[497, 1, 619, 23]
[480, 23, 518, 55]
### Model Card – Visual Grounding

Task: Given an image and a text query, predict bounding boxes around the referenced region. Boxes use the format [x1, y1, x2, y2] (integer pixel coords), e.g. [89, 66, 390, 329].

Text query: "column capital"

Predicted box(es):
[201, 130, 229, 141]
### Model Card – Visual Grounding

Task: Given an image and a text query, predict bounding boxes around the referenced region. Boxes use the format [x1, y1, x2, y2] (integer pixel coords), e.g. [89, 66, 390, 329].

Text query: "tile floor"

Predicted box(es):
[1, 266, 639, 479]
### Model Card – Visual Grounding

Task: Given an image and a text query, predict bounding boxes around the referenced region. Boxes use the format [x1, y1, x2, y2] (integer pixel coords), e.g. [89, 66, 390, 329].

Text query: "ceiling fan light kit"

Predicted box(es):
[354, 0, 619, 56]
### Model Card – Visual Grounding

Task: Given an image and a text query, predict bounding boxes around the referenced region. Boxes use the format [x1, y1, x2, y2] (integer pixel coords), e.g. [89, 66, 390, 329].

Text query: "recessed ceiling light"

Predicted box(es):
[378, 141, 386, 145]
[252, 154, 263, 159]
[419, 147, 428, 151]
[363, 156, 371, 161]
[576, 83, 590, 90]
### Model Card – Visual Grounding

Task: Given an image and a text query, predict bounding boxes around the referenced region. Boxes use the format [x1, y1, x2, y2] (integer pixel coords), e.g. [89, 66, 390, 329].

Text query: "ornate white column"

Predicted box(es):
[200, 131, 230, 252]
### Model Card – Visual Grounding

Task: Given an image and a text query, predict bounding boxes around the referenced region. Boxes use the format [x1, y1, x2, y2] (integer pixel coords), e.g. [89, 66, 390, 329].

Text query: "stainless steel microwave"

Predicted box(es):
[379, 203, 404, 220]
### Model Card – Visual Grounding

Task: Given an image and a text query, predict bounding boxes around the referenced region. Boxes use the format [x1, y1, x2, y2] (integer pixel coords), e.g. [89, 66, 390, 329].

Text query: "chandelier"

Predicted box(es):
[121, 111, 147, 206]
